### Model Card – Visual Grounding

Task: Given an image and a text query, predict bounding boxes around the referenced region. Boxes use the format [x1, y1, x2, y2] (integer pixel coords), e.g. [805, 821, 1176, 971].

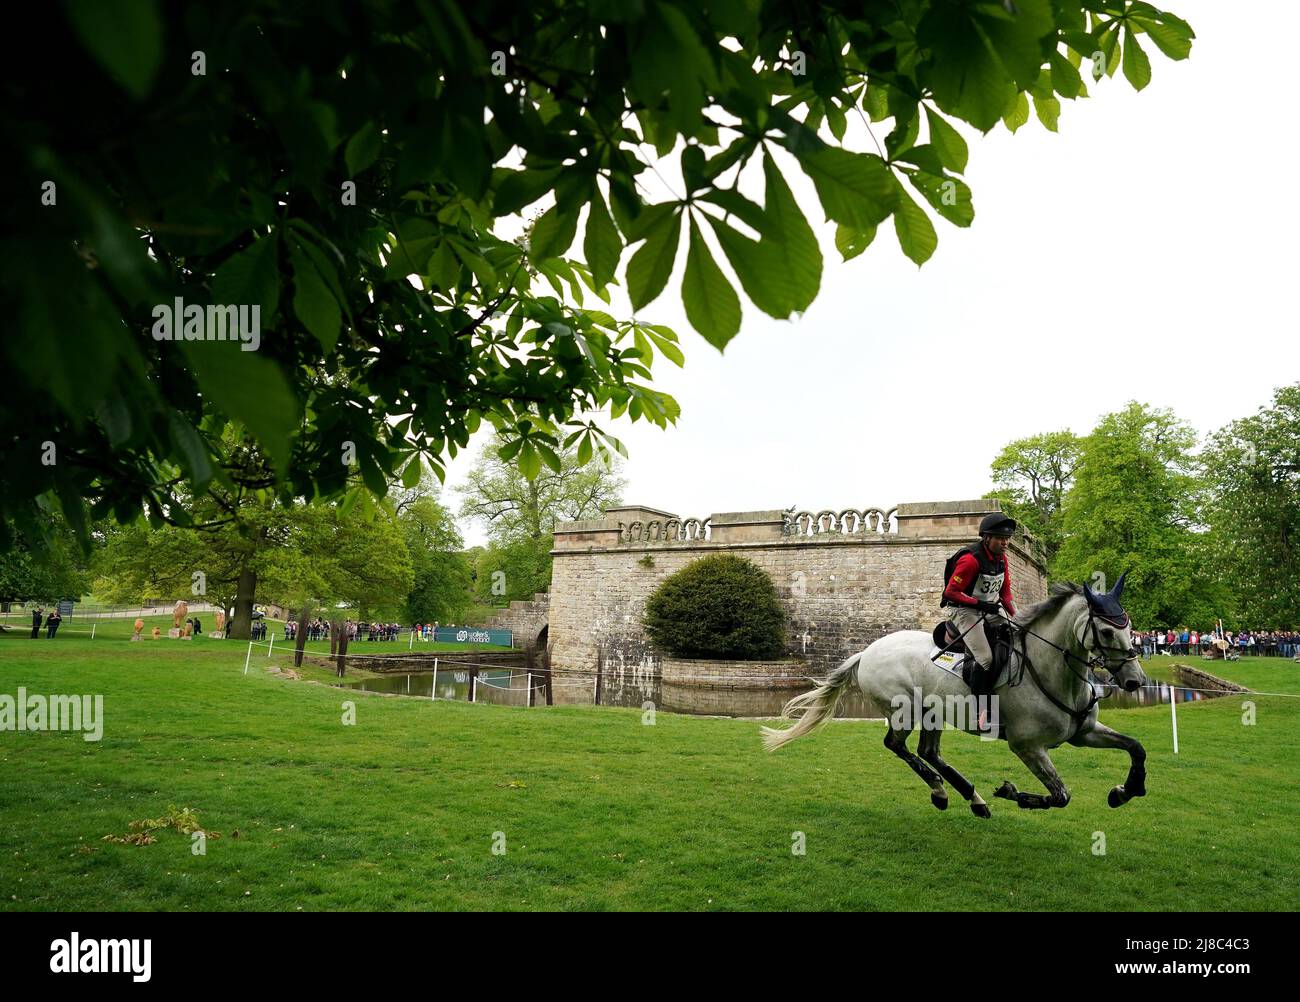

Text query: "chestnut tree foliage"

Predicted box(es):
[2, 0, 1193, 553]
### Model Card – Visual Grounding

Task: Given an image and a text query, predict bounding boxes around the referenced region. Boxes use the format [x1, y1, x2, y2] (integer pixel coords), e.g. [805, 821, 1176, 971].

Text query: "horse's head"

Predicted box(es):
[1079, 572, 1145, 692]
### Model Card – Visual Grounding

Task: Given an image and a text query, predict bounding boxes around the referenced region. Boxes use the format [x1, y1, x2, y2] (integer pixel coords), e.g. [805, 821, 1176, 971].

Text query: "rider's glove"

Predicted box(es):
[975, 601, 1001, 615]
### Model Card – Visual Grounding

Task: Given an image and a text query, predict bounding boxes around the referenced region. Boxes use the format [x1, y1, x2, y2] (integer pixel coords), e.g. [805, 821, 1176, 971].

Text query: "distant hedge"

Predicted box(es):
[643, 554, 786, 660]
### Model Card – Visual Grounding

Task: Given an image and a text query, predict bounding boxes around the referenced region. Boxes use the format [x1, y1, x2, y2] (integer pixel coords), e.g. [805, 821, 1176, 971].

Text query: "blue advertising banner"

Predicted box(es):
[434, 626, 513, 647]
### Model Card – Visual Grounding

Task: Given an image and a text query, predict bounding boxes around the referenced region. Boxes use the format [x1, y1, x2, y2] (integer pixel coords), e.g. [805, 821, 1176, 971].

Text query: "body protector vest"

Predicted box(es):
[941, 542, 1006, 608]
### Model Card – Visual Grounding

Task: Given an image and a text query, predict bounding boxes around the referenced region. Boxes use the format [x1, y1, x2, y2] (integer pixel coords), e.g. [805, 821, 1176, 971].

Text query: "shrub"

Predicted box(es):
[643, 554, 786, 660]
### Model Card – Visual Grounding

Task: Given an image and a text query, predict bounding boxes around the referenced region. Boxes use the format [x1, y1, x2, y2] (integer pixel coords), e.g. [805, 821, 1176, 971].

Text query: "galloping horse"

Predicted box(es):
[762, 575, 1148, 817]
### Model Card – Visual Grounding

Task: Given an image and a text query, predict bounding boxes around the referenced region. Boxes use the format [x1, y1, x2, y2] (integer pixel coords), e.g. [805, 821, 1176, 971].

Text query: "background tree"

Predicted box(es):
[3, 0, 1193, 554]
[458, 430, 625, 602]
[96, 490, 412, 640]
[1053, 402, 1219, 626]
[986, 430, 1082, 564]
[1203, 383, 1300, 626]
[0, 512, 96, 610]
[391, 476, 474, 624]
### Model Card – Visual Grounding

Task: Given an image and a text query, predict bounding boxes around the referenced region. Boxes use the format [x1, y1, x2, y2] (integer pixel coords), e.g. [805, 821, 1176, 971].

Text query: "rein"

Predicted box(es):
[1003, 606, 1138, 739]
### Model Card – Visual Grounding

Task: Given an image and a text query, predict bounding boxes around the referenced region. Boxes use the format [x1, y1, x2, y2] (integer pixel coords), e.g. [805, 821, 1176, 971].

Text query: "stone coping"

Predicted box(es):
[551, 532, 1044, 568]
[658, 656, 815, 690]
[1170, 663, 1250, 693]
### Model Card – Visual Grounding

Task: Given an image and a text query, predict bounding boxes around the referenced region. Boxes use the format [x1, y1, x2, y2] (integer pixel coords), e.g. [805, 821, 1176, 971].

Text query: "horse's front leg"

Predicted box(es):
[994, 744, 1071, 810]
[1069, 722, 1147, 807]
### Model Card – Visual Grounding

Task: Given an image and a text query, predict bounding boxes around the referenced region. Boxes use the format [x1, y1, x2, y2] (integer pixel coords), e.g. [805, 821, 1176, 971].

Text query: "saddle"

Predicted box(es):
[932, 619, 1013, 691]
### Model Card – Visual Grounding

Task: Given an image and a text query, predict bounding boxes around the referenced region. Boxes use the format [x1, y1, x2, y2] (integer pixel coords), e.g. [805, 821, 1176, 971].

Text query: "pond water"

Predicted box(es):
[335, 665, 1233, 718]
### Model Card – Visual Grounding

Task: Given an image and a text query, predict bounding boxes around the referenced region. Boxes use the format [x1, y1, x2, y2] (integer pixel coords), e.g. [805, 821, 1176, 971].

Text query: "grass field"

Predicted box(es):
[2, 628, 1298, 911]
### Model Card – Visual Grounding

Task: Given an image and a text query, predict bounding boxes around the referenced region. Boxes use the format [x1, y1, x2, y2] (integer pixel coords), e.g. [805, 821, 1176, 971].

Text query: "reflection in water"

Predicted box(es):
[335, 667, 1230, 718]
[338, 669, 533, 706]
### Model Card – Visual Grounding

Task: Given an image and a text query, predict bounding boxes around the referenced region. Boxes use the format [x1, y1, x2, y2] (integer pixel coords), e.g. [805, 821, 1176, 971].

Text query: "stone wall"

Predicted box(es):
[548, 499, 1047, 681]
[479, 591, 550, 649]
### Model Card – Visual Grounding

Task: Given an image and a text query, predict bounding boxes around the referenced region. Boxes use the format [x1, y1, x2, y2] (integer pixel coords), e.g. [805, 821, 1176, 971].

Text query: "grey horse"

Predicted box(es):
[762, 576, 1148, 817]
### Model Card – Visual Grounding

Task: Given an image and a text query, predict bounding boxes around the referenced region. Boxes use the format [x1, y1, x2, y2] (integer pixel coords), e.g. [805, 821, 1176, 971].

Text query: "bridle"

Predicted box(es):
[1002, 605, 1140, 739]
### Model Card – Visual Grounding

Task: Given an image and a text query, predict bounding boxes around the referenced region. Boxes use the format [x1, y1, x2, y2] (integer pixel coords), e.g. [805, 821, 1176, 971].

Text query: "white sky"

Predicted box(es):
[447, 3, 1299, 547]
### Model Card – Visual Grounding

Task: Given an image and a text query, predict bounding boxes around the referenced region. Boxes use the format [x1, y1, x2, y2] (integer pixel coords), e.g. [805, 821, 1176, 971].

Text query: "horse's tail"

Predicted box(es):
[761, 651, 862, 752]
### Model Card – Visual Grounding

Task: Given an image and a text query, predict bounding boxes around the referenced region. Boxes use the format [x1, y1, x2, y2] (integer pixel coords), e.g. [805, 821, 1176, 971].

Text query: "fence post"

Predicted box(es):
[243, 641, 253, 675]
[432, 657, 438, 701]
[91, 623, 96, 640]
[1170, 683, 1179, 754]
[527, 672, 533, 708]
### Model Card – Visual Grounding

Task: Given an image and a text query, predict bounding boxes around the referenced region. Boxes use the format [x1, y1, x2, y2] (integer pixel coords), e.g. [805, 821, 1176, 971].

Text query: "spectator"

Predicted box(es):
[30, 606, 43, 639]
[45, 608, 62, 638]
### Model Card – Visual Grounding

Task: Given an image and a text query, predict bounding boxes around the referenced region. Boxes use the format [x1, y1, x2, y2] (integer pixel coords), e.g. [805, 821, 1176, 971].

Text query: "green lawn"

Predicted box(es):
[2, 630, 1298, 911]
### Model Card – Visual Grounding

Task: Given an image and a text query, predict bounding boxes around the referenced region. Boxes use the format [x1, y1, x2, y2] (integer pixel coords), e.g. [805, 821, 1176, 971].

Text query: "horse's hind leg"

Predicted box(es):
[883, 726, 949, 812]
[994, 744, 1071, 810]
[918, 728, 990, 819]
[1069, 722, 1147, 807]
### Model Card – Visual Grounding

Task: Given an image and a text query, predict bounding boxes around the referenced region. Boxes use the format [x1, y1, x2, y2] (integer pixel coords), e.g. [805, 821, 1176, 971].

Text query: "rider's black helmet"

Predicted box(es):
[979, 513, 1017, 538]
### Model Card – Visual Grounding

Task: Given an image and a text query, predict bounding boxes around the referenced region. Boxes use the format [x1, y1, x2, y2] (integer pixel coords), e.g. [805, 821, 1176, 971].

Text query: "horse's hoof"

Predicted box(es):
[971, 801, 991, 819]
[1108, 786, 1128, 808]
[993, 781, 1017, 801]
[931, 791, 949, 811]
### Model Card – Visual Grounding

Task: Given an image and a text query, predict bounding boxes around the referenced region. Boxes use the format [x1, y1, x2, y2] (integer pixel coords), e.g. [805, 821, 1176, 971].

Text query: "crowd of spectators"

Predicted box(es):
[283, 619, 429, 642]
[1133, 628, 1299, 659]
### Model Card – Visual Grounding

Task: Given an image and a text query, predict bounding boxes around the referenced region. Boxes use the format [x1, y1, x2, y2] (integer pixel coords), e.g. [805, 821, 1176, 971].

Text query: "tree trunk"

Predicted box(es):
[293, 605, 310, 668]
[334, 620, 350, 677]
[230, 566, 257, 640]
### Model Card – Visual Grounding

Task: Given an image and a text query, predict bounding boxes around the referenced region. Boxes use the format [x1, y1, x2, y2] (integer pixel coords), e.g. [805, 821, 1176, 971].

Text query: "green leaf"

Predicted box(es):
[1122, 29, 1152, 91]
[699, 188, 767, 235]
[1132, 16, 1193, 61]
[794, 147, 896, 230]
[643, 324, 685, 367]
[835, 223, 877, 262]
[345, 122, 382, 175]
[179, 342, 298, 472]
[584, 195, 623, 290]
[864, 83, 889, 122]
[1049, 50, 1083, 100]
[536, 441, 563, 474]
[212, 235, 280, 320]
[925, 107, 969, 173]
[67, 0, 162, 100]
[168, 414, 213, 486]
[681, 217, 741, 350]
[892, 180, 937, 266]
[290, 243, 342, 352]
[1033, 94, 1061, 132]
[757, 153, 822, 310]
[907, 172, 974, 228]
[1002, 92, 1030, 133]
[493, 167, 563, 216]
[709, 217, 814, 320]
[401, 457, 423, 488]
[530, 203, 579, 260]
[429, 241, 461, 291]
[518, 442, 541, 480]
[625, 208, 682, 310]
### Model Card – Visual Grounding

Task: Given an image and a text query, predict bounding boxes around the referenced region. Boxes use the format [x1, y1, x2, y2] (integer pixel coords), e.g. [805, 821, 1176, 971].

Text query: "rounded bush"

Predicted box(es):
[643, 554, 787, 660]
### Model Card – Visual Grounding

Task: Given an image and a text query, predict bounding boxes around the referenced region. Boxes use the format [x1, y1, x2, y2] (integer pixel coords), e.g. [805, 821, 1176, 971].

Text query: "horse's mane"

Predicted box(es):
[1014, 582, 1084, 627]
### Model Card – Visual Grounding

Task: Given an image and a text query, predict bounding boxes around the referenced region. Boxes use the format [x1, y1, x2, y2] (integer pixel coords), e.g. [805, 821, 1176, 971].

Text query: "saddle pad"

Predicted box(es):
[932, 650, 962, 672]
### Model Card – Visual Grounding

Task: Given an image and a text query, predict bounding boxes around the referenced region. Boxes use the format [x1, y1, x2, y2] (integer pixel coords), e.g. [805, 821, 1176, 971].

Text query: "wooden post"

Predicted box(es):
[527, 673, 533, 708]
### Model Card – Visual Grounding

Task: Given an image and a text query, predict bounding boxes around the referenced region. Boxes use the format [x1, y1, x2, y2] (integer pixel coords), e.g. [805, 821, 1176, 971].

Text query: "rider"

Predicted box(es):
[941, 513, 1018, 696]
